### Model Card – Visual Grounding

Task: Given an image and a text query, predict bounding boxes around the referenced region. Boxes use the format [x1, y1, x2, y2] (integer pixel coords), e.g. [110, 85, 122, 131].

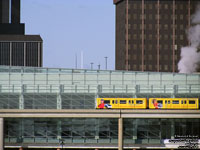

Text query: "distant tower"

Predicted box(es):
[0, 0, 24, 34]
[0, 0, 43, 67]
[114, 0, 198, 72]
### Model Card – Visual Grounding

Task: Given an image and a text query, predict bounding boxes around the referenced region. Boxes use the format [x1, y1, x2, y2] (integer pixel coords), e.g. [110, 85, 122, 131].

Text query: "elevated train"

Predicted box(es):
[96, 98, 199, 109]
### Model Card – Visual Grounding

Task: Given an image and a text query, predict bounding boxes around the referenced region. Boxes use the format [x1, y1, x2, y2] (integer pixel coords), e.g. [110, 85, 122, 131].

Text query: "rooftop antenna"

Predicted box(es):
[98, 64, 101, 70]
[81, 51, 83, 69]
[104, 56, 108, 70]
[75, 53, 77, 69]
[90, 62, 94, 70]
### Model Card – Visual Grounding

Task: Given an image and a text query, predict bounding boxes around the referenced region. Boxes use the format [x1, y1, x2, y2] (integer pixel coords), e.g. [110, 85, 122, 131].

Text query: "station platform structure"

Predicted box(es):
[0, 66, 199, 149]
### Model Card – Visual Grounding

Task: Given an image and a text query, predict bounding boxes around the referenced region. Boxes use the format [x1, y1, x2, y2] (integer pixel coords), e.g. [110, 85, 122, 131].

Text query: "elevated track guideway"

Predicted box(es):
[0, 109, 200, 149]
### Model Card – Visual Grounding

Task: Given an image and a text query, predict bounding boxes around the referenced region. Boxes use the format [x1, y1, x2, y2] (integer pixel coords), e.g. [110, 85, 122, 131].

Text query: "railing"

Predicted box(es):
[0, 84, 199, 94]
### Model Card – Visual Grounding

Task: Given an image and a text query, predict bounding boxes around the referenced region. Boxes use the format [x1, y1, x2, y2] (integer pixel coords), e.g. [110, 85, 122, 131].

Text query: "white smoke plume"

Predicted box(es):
[178, 4, 200, 73]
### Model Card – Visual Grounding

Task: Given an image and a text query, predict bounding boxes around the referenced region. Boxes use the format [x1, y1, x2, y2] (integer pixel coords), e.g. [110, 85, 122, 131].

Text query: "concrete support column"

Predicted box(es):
[57, 120, 61, 140]
[0, 118, 4, 150]
[57, 93, 62, 109]
[19, 94, 24, 109]
[10, 42, 12, 66]
[171, 120, 175, 139]
[118, 118, 123, 150]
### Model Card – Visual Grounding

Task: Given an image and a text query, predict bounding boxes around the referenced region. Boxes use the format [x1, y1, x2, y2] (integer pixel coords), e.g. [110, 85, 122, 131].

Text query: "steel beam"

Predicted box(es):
[0, 118, 4, 150]
[118, 117, 123, 150]
[0, 109, 200, 118]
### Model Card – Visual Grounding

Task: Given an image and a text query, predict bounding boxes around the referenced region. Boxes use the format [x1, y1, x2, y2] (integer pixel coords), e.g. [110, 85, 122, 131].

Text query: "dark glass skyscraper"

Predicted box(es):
[0, 0, 43, 67]
[114, 0, 198, 72]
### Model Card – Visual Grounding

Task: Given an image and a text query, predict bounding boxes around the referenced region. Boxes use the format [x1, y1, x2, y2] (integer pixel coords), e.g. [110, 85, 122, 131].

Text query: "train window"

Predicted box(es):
[165, 101, 167, 104]
[112, 100, 115, 104]
[104, 100, 110, 104]
[184, 101, 186, 104]
[129, 100, 131, 104]
[120, 100, 126, 104]
[172, 100, 179, 104]
[181, 100, 183, 104]
[168, 100, 170, 104]
[189, 100, 195, 104]
[116, 100, 118, 104]
[132, 100, 134, 104]
[136, 100, 143, 104]
[157, 100, 163, 104]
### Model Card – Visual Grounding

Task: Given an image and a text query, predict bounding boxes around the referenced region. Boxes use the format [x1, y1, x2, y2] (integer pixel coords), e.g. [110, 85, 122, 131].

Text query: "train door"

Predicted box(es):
[115, 99, 119, 109]
[164, 99, 170, 109]
[111, 99, 118, 109]
[181, 99, 188, 109]
[128, 99, 135, 109]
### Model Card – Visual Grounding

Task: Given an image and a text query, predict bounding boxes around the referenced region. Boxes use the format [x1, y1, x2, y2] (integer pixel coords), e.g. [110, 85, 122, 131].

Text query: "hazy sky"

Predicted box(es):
[21, 0, 115, 70]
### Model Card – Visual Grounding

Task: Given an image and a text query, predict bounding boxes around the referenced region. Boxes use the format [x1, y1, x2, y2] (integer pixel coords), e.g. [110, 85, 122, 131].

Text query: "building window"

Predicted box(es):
[149, 65, 152, 70]
[133, 34, 137, 40]
[12, 42, 24, 66]
[133, 55, 137, 60]
[156, 14, 160, 20]
[180, 4, 183, 10]
[139, 65, 142, 70]
[164, 45, 168, 50]
[149, 14, 152, 20]
[128, 34, 131, 40]
[159, 65, 162, 70]
[149, 55, 152, 60]
[133, 4, 137, 9]
[174, 45, 177, 50]
[140, 24, 142, 30]
[133, 14, 137, 20]
[0, 42, 10, 65]
[149, 4, 152, 9]
[149, 24, 152, 30]
[175, 55, 178, 60]
[164, 65, 168, 71]
[133, 24, 137, 30]
[140, 15, 142, 20]
[128, 24, 131, 29]
[180, 14, 184, 20]
[164, 14, 169, 20]
[164, 4, 168, 9]
[139, 34, 142, 39]
[128, 14, 131, 20]
[180, 35, 184, 40]
[164, 24, 168, 30]
[164, 35, 169, 40]
[164, 55, 168, 60]
[133, 64, 137, 70]
[144, 65, 146, 70]
[180, 24, 184, 30]
[149, 34, 152, 40]
[149, 45, 152, 50]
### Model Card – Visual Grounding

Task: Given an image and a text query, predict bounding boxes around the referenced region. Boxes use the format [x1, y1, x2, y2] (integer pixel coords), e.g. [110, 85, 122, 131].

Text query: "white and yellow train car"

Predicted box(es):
[149, 98, 199, 109]
[96, 98, 147, 109]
